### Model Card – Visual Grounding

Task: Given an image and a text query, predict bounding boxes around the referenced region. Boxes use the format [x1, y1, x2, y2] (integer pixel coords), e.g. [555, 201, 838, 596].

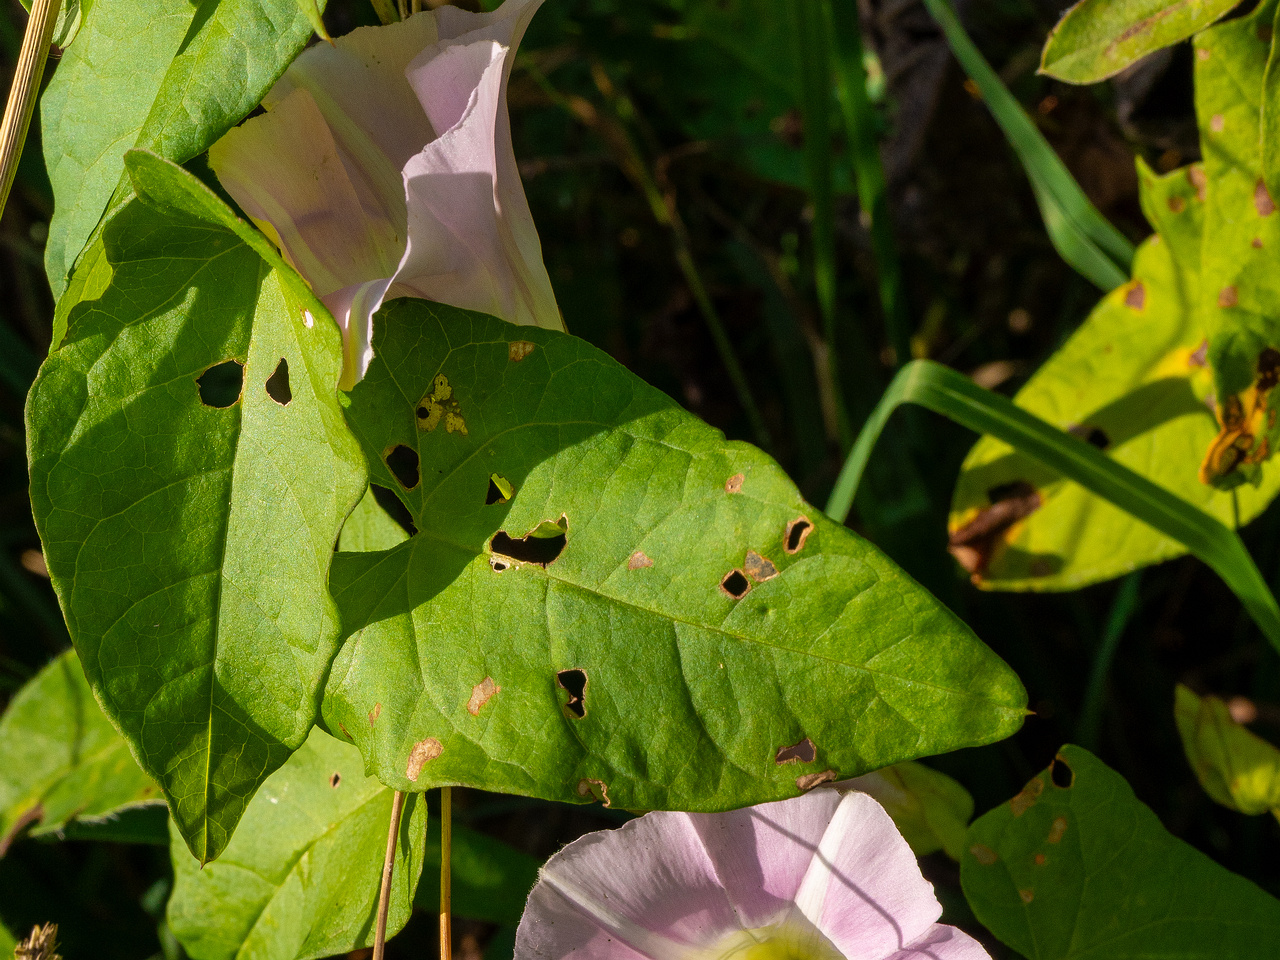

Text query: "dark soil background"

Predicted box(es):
[0, 1, 1276, 957]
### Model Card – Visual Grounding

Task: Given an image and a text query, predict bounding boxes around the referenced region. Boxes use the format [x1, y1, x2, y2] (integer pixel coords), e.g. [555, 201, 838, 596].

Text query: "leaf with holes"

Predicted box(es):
[962, 746, 1280, 958]
[40, 0, 320, 298]
[0, 650, 162, 856]
[321, 301, 1026, 811]
[167, 727, 424, 960]
[1175, 684, 1280, 817]
[1040, 0, 1239, 84]
[949, 133, 1280, 588]
[26, 151, 366, 863]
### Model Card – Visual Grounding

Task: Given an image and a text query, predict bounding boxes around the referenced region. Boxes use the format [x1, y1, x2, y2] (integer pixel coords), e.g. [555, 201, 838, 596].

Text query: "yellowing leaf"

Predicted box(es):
[1174, 684, 1280, 817]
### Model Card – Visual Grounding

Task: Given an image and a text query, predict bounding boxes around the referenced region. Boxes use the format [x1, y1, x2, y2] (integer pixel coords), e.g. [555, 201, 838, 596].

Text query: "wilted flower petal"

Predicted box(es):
[209, 0, 561, 388]
[516, 790, 990, 960]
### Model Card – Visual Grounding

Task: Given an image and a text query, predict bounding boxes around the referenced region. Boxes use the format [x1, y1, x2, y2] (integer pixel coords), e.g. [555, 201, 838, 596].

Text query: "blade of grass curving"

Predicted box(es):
[1077, 571, 1142, 751]
[920, 0, 1134, 290]
[827, 0, 911, 368]
[825, 360, 1280, 651]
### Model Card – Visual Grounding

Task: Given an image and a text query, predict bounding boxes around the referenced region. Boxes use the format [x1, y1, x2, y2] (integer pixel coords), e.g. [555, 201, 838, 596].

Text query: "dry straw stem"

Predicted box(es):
[0, 0, 60, 222]
[373, 789, 408, 960]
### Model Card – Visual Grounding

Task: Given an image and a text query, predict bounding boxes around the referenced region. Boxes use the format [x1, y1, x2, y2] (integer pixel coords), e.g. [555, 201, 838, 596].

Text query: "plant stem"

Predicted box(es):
[527, 64, 773, 451]
[373, 790, 407, 960]
[826, 360, 1280, 651]
[0, 0, 60, 224]
[439, 787, 453, 960]
[1076, 572, 1142, 751]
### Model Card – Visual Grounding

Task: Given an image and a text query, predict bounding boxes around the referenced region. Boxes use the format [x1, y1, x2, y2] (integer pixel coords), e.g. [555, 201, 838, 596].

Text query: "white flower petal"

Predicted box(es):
[793, 792, 942, 959]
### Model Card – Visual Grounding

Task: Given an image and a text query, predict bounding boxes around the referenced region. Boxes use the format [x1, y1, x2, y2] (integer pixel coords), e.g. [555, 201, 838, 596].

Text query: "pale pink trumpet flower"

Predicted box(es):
[516, 787, 990, 960]
[210, 0, 563, 388]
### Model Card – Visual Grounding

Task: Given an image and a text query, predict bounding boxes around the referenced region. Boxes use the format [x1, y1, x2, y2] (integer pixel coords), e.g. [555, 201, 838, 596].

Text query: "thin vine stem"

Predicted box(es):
[373, 789, 408, 960]
[0, 0, 60, 223]
[440, 786, 453, 960]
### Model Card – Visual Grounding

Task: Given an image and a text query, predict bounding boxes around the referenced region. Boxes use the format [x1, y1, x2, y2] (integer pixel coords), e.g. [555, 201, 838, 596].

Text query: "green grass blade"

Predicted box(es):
[920, 0, 1135, 290]
[827, 0, 911, 367]
[825, 360, 1280, 651]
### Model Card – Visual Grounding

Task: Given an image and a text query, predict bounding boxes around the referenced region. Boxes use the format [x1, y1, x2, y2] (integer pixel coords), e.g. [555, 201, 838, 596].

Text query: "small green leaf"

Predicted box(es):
[0, 918, 14, 957]
[167, 727, 425, 960]
[41, 0, 321, 297]
[1175, 684, 1280, 817]
[27, 154, 366, 862]
[1041, 0, 1239, 84]
[322, 302, 1027, 810]
[0, 650, 161, 854]
[962, 745, 1280, 958]
[413, 820, 541, 925]
[843, 761, 973, 860]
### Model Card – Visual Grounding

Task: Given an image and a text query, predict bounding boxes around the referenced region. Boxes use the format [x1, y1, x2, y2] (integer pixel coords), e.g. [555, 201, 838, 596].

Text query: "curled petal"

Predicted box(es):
[689, 788, 843, 929]
[793, 792, 941, 959]
[399, 36, 561, 329]
[524, 811, 740, 953]
[884, 924, 992, 960]
[210, 88, 400, 298]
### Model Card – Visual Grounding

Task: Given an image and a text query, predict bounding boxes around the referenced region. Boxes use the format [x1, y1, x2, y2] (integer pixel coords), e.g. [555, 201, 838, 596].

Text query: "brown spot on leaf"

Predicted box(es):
[720, 569, 751, 598]
[467, 677, 500, 716]
[1218, 286, 1239, 308]
[1123, 281, 1145, 310]
[369, 703, 382, 726]
[329, 772, 341, 788]
[1197, 46, 1211, 61]
[577, 778, 611, 806]
[775, 738, 817, 764]
[1010, 777, 1044, 816]
[948, 481, 1042, 580]
[1255, 237, 1265, 249]
[509, 340, 536, 362]
[1210, 113, 1225, 133]
[1188, 166, 1207, 202]
[725, 473, 744, 494]
[1189, 340, 1208, 368]
[416, 375, 467, 435]
[744, 550, 779, 582]
[796, 769, 837, 790]
[784, 516, 813, 554]
[406, 738, 443, 781]
[1257, 179, 1277, 216]
[1034, 853, 1047, 866]
[628, 550, 653, 569]
[1019, 889, 1035, 904]
[338, 722, 352, 741]
[970, 843, 998, 865]
[1048, 816, 1068, 844]
[1168, 195, 1185, 213]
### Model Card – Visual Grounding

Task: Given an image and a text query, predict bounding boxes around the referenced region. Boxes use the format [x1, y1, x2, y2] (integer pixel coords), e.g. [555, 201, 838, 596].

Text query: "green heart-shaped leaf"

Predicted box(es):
[321, 301, 1027, 810]
[27, 153, 366, 862]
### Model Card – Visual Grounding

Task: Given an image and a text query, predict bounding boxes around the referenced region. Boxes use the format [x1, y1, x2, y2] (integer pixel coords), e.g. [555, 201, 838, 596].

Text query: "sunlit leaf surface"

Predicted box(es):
[1175, 684, 1280, 817]
[167, 728, 425, 960]
[0, 650, 161, 853]
[962, 746, 1280, 958]
[27, 153, 366, 862]
[322, 301, 1027, 810]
